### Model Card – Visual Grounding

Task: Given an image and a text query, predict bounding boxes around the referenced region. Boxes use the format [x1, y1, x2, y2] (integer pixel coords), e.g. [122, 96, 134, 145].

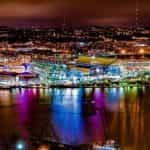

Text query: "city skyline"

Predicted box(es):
[0, 0, 149, 27]
[0, 2, 149, 149]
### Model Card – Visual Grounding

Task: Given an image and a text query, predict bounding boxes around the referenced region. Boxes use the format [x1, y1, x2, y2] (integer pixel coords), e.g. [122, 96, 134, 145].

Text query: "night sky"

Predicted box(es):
[0, 0, 149, 27]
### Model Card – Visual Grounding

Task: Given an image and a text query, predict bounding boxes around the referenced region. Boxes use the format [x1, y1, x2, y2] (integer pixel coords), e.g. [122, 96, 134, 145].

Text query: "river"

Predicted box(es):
[0, 87, 148, 149]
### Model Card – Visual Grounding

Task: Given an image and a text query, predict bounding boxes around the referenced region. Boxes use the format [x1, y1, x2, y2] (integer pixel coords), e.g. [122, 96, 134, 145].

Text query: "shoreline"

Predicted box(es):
[0, 83, 149, 89]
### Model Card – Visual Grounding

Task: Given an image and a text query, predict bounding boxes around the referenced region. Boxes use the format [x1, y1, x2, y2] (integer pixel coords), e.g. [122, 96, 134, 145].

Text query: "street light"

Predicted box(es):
[120, 49, 126, 55]
[139, 48, 144, 54]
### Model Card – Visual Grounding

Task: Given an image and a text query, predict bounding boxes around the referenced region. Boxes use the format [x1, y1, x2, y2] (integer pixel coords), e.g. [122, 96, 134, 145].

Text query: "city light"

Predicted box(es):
[96, 68, 100, 73]
[38, 145, 50, 150]
[120, 49, 126, 54]
[139, 48, 144, 54]
[15, 141, 25, 150]
[92, 55, 96, 59]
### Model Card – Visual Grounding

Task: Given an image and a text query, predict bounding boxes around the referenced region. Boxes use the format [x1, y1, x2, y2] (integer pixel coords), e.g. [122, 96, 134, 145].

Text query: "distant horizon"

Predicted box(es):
[0, 24, 149, 29]
[0, 18, 149, 29]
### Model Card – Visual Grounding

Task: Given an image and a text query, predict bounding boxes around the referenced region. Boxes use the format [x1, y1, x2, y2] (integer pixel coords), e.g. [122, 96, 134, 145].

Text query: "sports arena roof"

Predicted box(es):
[76, 56, 117, 65]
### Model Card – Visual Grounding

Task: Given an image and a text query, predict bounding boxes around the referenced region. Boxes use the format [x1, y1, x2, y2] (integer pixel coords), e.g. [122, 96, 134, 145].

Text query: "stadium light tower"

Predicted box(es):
[135, 0, 140, 28]
[62, 16, 66, 31]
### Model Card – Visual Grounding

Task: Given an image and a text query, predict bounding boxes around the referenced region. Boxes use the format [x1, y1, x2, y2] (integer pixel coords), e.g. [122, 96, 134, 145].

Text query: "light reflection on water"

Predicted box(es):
[0, 87, 147, 149]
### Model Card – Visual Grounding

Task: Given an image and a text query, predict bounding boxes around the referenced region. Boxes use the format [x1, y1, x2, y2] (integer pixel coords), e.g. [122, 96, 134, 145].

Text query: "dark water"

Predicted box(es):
[0, 87, 149, 149]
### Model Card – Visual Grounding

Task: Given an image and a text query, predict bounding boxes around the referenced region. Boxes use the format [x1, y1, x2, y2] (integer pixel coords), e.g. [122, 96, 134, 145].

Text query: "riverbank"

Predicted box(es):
[0, 82, 149, 89]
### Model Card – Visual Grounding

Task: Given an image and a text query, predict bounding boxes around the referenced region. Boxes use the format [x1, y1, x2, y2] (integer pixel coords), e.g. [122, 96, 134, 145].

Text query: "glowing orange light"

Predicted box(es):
[139, 48, 144, 54]
[38, 145, 50, 150]
[121, 49, 126, 54]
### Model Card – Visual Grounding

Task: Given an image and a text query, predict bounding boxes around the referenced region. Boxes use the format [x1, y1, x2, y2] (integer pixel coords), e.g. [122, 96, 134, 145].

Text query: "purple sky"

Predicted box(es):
[0, 0, 149, 27]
